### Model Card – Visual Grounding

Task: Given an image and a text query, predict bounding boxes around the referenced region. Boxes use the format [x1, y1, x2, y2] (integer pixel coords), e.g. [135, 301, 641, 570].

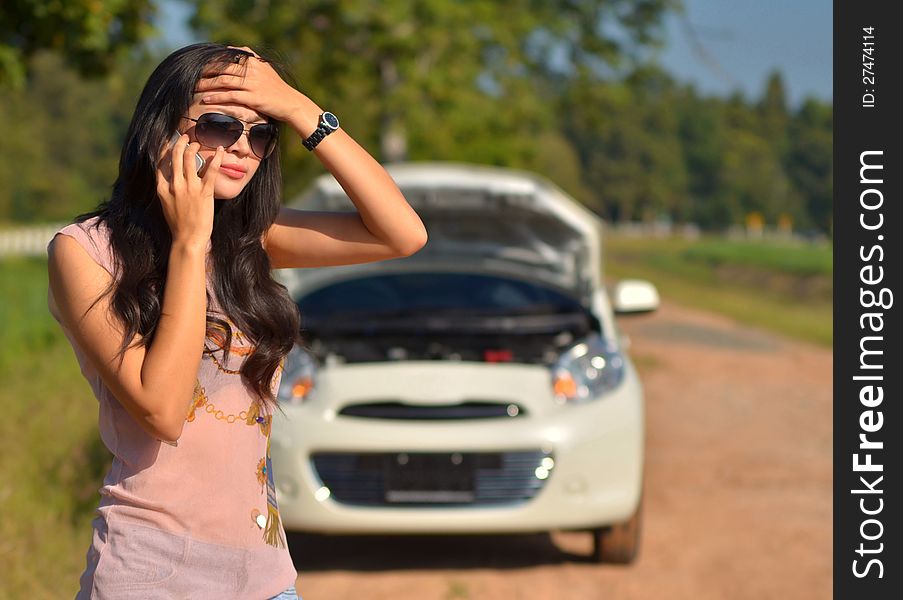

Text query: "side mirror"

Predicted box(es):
[612, 279, 659, 315]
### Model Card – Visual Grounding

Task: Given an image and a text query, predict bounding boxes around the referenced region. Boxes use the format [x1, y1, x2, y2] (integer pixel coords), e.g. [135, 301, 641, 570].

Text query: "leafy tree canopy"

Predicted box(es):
[187, 0, 676, 170]
[0, 0, 156, 88]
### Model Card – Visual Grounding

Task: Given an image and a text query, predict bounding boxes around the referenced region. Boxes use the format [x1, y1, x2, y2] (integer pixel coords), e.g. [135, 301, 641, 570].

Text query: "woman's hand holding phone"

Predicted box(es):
[156, 133, 225, 249]
[169, 131, 206, 174]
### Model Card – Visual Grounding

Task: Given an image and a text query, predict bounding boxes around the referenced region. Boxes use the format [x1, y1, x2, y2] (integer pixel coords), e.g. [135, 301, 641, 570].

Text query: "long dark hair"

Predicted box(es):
[78, 42, 301, 414]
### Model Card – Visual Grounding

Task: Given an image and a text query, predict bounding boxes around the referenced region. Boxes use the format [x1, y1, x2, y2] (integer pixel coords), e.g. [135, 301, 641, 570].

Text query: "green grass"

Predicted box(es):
[0, 239, 831, 596]
[681, 239, 832, 277]
[604, 234, 833, 346]
[0, 257, 104, 599]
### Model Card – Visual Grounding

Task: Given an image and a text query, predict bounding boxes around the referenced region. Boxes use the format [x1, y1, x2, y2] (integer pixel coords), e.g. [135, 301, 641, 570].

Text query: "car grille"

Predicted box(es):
[338, 401, 526, 420]
[311, 450, 552, 507]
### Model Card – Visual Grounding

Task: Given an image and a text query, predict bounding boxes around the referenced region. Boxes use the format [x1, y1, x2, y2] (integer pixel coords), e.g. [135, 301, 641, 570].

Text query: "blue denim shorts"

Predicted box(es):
[267, 584, 301, 600]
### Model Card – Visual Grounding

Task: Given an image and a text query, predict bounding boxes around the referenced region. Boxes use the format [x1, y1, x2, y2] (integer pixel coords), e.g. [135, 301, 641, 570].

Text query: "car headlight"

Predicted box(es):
[277, 344, 318, 405]
[551, 333, 625, 404]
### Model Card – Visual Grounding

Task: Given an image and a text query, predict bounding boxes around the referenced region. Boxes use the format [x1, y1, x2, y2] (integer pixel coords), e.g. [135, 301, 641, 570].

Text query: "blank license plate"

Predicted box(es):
[383, 453, 475, 503]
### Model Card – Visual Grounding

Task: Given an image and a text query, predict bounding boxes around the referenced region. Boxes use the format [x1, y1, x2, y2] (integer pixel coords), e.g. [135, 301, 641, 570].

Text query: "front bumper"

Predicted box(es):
[269, 360, 644, 534]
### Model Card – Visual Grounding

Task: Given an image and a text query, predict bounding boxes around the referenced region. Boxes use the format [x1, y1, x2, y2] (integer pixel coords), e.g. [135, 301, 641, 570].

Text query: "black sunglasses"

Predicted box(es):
[183, 112, 279, 159]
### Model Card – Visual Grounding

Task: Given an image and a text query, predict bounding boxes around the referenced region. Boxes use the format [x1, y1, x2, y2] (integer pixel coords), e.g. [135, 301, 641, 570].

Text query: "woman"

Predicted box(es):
[47, 43, 427, 600]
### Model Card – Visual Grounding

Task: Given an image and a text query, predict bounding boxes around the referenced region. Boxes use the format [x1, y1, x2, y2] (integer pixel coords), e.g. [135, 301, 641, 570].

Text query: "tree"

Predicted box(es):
[558, 66, 689, 222]
[185, 0, 676, 197]
[757, 70, 789, 153]
[0, 50, 158, 222]
[675, 92, 725, 225]
[0, 0, 156, 89]
[785, 98, 833, 233]
[713, 127, 802, 228]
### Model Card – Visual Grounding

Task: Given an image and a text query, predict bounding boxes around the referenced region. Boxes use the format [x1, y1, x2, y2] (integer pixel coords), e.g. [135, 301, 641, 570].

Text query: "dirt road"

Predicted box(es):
[286, 301, 832, 600]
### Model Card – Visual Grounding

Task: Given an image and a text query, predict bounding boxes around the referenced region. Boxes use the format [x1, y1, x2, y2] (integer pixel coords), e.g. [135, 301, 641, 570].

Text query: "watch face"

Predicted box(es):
[322, 112, 340, 130]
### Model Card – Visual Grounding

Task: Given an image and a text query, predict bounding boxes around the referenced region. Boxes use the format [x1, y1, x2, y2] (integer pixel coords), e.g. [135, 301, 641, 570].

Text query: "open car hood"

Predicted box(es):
[282, 162, 606, 306]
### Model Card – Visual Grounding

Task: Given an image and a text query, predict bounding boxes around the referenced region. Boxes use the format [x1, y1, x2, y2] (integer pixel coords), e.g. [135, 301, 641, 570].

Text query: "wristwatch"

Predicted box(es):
[301, 112, 340, 151]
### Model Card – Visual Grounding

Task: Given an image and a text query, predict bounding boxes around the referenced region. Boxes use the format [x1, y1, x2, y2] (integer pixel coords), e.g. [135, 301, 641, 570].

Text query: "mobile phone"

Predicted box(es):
[169, 132, 205, 174]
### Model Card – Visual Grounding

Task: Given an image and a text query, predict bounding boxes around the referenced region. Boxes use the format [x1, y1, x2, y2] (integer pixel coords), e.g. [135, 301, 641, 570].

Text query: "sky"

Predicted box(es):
[655, 0, 832, 107]
[152, 0, 832, 109]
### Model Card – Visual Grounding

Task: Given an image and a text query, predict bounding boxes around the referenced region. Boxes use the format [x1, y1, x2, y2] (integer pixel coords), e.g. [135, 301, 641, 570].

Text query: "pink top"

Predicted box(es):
[51, 217, 298, 599]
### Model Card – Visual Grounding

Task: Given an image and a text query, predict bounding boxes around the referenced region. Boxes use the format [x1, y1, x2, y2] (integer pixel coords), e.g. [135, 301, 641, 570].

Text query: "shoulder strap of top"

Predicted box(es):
[50, 216, 116, 276]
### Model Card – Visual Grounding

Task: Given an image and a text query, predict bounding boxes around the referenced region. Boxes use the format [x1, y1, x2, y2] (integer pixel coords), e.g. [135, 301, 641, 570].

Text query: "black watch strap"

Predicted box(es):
[302, 113, 339, 151]
[302, 126, 329, 151]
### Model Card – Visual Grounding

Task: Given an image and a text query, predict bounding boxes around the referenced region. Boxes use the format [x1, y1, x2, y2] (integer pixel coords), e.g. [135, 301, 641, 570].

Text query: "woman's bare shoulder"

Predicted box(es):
[47, 233, 113, 323]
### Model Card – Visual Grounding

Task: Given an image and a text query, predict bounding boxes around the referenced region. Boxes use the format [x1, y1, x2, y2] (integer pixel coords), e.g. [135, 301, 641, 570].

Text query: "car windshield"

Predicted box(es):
[298, 273, 584, 320]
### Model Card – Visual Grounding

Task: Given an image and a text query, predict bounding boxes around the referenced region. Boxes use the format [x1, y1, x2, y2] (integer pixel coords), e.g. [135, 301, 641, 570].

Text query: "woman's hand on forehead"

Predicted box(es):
[194, 46, 305, 124]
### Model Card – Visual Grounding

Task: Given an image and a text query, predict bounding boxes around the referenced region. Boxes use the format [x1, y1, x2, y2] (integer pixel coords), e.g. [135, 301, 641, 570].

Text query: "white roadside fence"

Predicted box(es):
[0, 224, 67, 258]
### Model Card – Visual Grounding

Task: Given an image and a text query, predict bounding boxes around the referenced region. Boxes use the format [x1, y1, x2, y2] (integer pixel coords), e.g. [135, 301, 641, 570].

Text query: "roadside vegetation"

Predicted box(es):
[605, 234, 832, 346]
[0, 258, 101, 599]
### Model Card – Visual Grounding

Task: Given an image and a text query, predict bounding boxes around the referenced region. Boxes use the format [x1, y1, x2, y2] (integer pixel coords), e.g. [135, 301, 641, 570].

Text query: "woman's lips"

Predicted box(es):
[220, 165, 246, 179]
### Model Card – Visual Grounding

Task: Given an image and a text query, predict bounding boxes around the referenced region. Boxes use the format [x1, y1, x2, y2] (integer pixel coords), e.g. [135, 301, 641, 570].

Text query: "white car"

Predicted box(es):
[270, 162, 659, 563]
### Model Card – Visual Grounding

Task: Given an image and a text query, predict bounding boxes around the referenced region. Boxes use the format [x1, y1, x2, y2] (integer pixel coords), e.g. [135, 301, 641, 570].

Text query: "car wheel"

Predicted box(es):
[591, 493, 643, 564]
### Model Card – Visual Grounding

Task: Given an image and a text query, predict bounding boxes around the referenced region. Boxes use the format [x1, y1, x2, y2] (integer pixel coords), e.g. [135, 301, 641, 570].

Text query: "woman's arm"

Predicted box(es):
[195, 48, 429, 269]
[265, 206, 424, 269]
[48, 140, 225, 444]
[264, 97, 428, 268]
[48, 237, 207, 443]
